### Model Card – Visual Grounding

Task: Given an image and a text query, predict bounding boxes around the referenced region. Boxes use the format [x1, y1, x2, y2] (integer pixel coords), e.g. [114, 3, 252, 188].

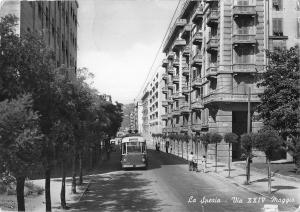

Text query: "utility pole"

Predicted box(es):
[247, 86, 251, 134]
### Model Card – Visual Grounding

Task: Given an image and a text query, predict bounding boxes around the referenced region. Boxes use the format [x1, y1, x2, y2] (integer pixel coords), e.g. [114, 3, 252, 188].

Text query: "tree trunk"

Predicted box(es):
[186, 142, 188, 160]
[45, 167, 52, 212]
[228, 143, 231, 177]
[72, 152, 77, 194]
[267, 158, 272, 194]
[181, 141, 183, 158]
[60, 161, 66, 209]
[79, 151, 83, 185]
[205, 145, 208, 169]
[246, 156, 250, 184]
[215, 143, 218, 172]
[16, 176, 25, 212]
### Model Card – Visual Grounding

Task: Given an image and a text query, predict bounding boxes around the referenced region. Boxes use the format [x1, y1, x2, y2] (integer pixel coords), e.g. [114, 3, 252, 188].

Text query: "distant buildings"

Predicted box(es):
[99, 94, 112, 103]
[0, 0, 78, 72]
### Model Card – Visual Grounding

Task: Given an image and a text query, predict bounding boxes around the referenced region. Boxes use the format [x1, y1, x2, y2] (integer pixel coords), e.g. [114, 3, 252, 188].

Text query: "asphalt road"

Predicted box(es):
[68, 148, 292, 212]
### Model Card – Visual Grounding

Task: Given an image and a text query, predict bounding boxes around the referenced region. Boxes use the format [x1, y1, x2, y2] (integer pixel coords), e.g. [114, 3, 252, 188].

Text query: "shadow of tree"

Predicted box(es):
[66, 172, 165, 211]
[271, 185, 298, 194]
[251, 178, 275, 183]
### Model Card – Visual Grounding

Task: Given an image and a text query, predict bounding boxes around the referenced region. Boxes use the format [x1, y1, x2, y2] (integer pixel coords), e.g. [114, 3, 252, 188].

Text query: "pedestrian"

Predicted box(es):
[201, 155, 207, 173]
[165, 141, 169, 153]
[188, 152, 194, 171]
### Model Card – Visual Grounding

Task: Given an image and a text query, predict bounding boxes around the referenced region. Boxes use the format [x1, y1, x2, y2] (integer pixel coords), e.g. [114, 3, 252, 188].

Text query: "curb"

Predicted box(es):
[78, 179, 92, 202]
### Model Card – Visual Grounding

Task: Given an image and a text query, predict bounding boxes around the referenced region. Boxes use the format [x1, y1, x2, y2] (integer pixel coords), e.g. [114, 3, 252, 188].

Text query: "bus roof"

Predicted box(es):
[121, 136, 145, 143]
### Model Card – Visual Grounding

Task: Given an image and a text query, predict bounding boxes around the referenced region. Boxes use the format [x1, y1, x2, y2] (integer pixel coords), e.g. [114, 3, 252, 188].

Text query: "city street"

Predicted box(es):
[67, 148, 293, 212]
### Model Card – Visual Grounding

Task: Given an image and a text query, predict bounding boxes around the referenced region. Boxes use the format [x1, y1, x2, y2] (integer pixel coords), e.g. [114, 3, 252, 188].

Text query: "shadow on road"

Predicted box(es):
[67, 172, 165, 211]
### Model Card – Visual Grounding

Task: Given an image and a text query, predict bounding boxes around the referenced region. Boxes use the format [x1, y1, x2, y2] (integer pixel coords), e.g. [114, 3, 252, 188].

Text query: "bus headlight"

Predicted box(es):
[123, 158, 126, 162]
[142, 158, 145, 162]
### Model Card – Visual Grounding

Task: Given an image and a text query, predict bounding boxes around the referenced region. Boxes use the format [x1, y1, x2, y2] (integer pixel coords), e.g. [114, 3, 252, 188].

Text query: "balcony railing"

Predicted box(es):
[162, 73, 168, 80]
[168, 67, 174, 75]
[232, 34, 256, 46]
[172, 39, 186, 51]
[162, 87, 168, 94]
[191, 78, 202, 88]
[182, 64, 189, 76]
[203, 92, 261, 105]
[162, 59, 168, 68]
[162, 100, 168, 107]
[180, 125, 189, 132]
[180, 102, 191, 114]
[233, 5, 256, 18]
[192, 31, 203, 45]
[206, 37, 219, 51]
[192, 7, 204, 24]
[232, 64, 256, 73]
[191, 53, 202, 67]
[191, 124, 202, 132]
[172, 108, 181, 117]
[168, 81, 174, 89]
[173, 75, 179, 84]
[181, 24, 192, 39]
[206, 63, 218, 79]
[161, 114, 168, 120]
[182, 46, 190, 56]
[173, 58, 180, 67]
[167, 52, 175, 59]
[182, 85, 190, 94]
[191, 101, 204, 110]
[172, 92, 180, 100]
[207, 9, 219, 26]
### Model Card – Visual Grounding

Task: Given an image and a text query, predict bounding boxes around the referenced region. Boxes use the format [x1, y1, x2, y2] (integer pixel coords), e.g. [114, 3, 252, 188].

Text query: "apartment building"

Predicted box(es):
[161, 0, 300, 161]
[141, 85, 150, 140]
[0, 0, 78, 71]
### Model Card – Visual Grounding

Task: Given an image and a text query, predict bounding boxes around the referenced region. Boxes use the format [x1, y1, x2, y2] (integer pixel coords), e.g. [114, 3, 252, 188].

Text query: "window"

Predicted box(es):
[236, 0, 249, 6]
[297, 0, 300, 10]
[235, 46, 254, 64]
[297, 17, 300, 38]
[272, 0, 282, 11]
[273, 18, 283, 36]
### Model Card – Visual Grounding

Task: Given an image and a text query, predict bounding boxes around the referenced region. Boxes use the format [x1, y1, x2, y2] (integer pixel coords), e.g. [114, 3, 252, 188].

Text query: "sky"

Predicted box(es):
[77, 0, 179, 104]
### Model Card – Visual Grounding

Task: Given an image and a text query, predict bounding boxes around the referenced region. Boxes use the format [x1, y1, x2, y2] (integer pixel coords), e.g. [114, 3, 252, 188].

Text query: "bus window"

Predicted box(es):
[122, 143, 126, 154]
[142, 143, 146, 153]
[127, 142, 142, 153]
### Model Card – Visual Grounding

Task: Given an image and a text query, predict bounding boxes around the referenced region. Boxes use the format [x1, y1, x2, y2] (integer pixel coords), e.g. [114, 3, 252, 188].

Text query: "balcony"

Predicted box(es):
[181, 24, 192, 39]
[167, 52, 175, 60]
[182, 46, 190, 56]
[180, 103, 191, 114]
[167, 97, 173, 104]
[172, 108, 181, 117]
[206, 37, 219, 52]
[182, 85, 190, 95]
[167, 113, 173, 119]
[203, 92, 261, 106]
[162, 100, 168, 107]
[173, 58, 180, 67]
[191, 54, 202, 67]
[192, 7, 204, 24]
[191, 124, 202, 132]
[207, 9, 219, 26]
[232, 34, 256, 46]
[162, 73, 168, 80]
[191, 101, 204, 110]
[172, 92, 180, 100]
[180, 125, 189, 133]
[173, 75, 179, 84]
[168, 67, 174, 75]
[162, 128, 168, 133]
[162, 87, 168, 94]
[162, 59, 168, 68]
[205, 63, 218, 79]
[173, 127, 181, 133]
[233, 5, 256, 19]
[203, 0, 218, 3]
[182, 64, 190, 76]
[172, 39, 186, 51]
[192, 31, 203, 45]
[191, 78, 202, 88]
[168, 81, 174, 89]
[232, 64, 256, 74]
[161, 114, 168, 120]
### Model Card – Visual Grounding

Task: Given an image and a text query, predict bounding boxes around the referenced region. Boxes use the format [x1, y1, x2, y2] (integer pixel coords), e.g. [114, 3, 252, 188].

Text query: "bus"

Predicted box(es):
[121, 135, 148, 169]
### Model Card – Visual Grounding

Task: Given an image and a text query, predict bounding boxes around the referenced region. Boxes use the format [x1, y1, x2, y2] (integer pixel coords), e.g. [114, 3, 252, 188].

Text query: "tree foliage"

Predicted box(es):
[257, 46, 300, 135]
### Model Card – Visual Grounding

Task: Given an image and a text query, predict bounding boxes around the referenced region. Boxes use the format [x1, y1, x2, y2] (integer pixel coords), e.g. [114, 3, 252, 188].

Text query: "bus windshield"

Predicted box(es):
[127, 142, 142, 153]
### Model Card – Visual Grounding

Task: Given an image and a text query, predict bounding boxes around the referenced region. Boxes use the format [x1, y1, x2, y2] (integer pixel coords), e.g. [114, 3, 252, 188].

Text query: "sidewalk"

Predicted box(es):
[155, 143, 300, 210]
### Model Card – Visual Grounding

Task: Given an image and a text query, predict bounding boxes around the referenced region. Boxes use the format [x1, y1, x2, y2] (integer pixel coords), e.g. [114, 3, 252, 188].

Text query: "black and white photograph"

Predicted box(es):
[0, 0, 299, 211]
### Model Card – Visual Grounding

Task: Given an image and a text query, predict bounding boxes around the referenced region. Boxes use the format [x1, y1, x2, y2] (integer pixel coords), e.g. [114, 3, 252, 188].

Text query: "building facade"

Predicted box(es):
[161, 0, 300, 161]
[0, 0, 78, 71]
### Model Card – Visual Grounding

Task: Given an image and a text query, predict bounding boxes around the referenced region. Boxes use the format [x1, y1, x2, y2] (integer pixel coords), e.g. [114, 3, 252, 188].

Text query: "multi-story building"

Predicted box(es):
[134, 100, 143, 134]
[99, 94, 112, 103]
[0, 0, 78, 72]
[161, 0, 300, 161]
[141, 86, 150, 140]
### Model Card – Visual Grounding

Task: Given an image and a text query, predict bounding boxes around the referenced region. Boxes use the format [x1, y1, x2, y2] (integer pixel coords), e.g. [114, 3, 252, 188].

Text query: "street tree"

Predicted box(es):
[0, 95, 44, 211]
[200, 132, 211, 169]
[254, 130, 283, 194]
[209, 133, 223, 172]
[257, 46, 299, 135]
[224, 133, 238, 177]
[240, 133, 256, 184]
